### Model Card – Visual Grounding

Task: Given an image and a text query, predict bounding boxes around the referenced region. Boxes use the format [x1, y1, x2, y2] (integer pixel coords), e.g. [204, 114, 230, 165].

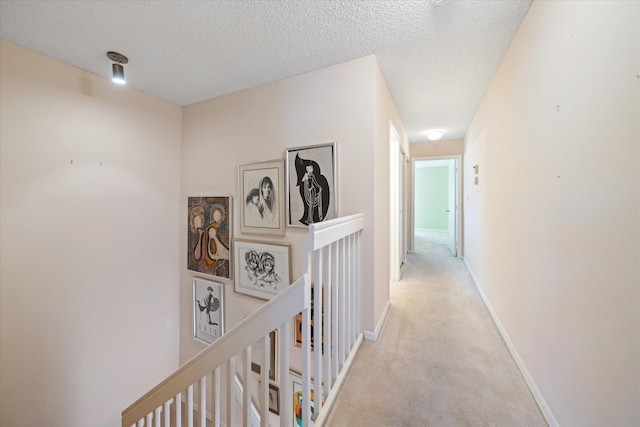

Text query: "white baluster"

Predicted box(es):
[176, 392, 182, 427]
[137, 418, 144, 427]
[331, 241, 339, 382]
[279, 322, 291, 427]
[323, 244, 332, 393]
[213, 367, 220, 427]
[339, 238, 346, 367]
[351, 233, 357, 341]
[146, 412, 152, 427]
[187, 384, 194, 427]
[302, 284, 312, 427]
[227, 357, 236, 427]
[243, 347, 251, 427]
[260, 334, 270, 427]
[314, 249, 323, 413]
[164, 400, 171, 427]
[346, 234, 352, 350]
[154, 406, 161, 427]
[355, 232, 361, 335]
[200, 376, 207, 427]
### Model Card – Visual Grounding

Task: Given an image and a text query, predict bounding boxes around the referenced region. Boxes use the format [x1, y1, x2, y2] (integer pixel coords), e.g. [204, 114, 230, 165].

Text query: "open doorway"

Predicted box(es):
[412, 156, 461, 257]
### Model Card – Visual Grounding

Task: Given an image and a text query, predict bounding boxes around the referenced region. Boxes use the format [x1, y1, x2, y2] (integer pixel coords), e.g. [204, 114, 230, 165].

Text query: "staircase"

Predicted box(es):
[122, 214, 364, 427]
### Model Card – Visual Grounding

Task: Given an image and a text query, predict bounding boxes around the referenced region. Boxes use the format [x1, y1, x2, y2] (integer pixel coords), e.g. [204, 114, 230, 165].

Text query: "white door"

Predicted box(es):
[446, 159, 457, 256]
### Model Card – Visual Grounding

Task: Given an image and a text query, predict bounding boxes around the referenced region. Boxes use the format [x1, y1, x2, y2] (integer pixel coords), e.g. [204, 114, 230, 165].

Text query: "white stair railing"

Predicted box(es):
[122, 214, 364, 427]
[122, 274, 311, 427]
[304, 213, 364, 426]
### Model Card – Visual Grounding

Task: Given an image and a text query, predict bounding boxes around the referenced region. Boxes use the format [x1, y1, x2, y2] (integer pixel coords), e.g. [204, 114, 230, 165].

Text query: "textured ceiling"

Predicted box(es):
[0, 0, 531, 142]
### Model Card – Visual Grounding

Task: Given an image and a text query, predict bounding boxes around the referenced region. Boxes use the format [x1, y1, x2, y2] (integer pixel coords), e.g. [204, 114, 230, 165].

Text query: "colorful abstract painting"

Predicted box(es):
[291, 371, 315, 427]
[188, 196, 231, 279]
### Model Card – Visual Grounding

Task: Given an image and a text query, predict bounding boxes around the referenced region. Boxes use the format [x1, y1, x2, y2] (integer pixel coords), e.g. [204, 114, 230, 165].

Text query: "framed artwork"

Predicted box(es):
[238, 160, 285, 236]
[290, 371, 318, 427]
[188, 196, 232, 279]
[192, 277, 224, 345]
[285, 142, 337, 228]
[251, 329, 278, 381]
[294, 287, 323, 353]
[233, 239, 291, 300]
[268, 384, 280, 415]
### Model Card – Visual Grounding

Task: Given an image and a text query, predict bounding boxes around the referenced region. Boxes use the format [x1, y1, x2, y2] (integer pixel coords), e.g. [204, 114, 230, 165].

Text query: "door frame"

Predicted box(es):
[410, 154, 462, 257]
[389, 123, 402, 282]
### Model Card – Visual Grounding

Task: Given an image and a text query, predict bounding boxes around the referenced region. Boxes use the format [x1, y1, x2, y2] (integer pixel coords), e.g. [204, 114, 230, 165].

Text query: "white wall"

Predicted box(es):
[0, 40, 182, 426]
[463, 2, 639, 426]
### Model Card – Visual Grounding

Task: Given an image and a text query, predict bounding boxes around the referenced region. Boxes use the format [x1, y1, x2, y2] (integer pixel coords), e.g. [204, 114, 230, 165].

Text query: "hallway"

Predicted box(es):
[324, 237, 547, 426]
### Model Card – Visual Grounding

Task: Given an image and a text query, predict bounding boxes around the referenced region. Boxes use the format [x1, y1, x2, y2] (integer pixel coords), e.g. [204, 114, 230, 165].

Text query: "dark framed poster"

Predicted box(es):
[285, 142, 337, 227]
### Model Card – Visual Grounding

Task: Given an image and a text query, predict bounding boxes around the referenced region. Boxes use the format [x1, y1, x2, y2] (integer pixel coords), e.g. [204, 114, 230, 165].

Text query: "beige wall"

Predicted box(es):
[0, 40, 182, 427]
[463, 2, 639, 426]
[374, 64, 409, 325]
[411, 138, 464, 158]
[180, 56, 404, 369]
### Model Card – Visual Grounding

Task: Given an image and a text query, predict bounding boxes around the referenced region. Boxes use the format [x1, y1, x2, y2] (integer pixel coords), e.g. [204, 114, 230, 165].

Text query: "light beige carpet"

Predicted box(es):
[324, 239, 547, 427]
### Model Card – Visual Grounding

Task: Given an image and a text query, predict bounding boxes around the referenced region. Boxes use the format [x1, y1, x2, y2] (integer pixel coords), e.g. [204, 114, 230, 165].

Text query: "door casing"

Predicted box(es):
[410, 154, 462, 257]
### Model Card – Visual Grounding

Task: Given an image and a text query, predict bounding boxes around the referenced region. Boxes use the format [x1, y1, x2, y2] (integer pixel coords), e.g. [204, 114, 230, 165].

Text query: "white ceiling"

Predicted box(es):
[0, 0, 531, 142]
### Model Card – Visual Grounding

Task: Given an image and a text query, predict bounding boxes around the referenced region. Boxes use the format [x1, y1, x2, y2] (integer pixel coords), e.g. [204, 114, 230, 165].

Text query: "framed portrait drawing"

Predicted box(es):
[251, 329, 278, 381]
[192, 277, 224, 345]
[233, 239, 291, 300]
[188, 196, 232, 279]
[268, 384, 280, 415]
[238, 160, 285, 236]
[285, 142, 337, 228]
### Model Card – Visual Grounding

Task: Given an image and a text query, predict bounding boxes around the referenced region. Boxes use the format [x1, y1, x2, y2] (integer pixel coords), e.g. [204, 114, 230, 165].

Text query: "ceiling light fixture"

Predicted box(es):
[107, 51, 128, 85]
[426, 130, 444, 141]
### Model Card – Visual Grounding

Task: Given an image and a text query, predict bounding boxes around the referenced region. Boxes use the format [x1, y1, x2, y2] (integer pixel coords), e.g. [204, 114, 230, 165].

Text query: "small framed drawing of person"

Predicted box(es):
[192, 277, 224, 345]
[285, 142, 337, 228]
[239, 160, 285, 236]
[233, 239, 291, 301]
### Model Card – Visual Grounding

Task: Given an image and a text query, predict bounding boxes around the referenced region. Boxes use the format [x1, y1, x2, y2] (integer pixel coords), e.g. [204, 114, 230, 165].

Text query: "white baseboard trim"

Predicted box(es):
[364, 301, 390, 341]
[463, 258, 559, 427]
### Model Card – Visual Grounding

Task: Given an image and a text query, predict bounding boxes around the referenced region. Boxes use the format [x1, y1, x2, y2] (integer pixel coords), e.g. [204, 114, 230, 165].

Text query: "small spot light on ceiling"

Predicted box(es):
[107, 51, 128, 85]
[427, 130, 444, 141]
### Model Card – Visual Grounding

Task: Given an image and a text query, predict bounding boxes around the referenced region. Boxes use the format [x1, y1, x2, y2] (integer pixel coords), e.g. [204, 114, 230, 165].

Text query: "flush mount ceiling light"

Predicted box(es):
[426, 130, 444, 141]
[107, 51, 128, 85]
